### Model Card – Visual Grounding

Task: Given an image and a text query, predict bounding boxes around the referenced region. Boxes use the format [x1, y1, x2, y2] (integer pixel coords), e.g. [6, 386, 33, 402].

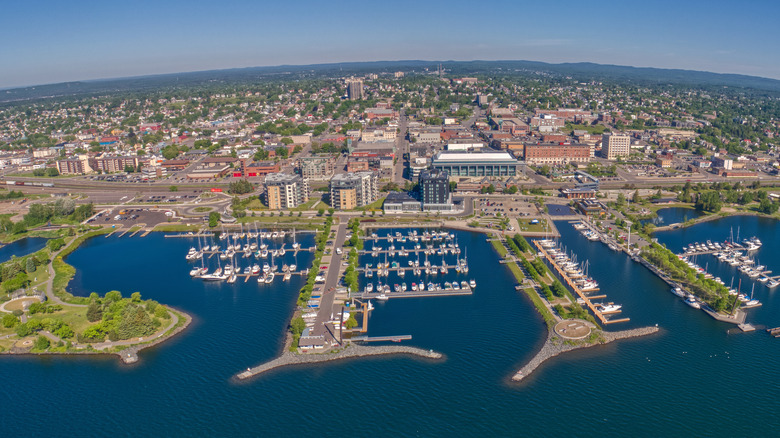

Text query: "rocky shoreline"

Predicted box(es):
[236, 343, 443, 380]
[512, 326, 660, 382]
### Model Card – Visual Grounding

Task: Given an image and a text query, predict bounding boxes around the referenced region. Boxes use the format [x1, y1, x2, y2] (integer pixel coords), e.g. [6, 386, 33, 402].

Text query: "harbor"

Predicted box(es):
[534, 239, 629, 325]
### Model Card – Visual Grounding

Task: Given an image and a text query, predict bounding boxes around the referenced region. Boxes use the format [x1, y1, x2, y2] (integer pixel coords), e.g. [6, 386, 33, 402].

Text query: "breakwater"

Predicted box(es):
[511, 326, 660, 382]
[236, 343, 443, 380]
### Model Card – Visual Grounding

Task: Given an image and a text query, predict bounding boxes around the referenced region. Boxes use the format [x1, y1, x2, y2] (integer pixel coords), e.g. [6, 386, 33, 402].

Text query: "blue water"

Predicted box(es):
[0, 237, 48, 263]
[2, 221, 780, 436]
[641, 206, 703, 226]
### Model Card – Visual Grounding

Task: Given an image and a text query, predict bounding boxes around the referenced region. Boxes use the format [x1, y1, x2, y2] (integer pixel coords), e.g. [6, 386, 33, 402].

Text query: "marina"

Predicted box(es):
[534, 239, 629, 325]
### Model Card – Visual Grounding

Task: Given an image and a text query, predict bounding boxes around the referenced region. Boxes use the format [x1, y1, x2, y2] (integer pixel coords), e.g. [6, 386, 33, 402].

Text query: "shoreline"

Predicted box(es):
[235, 343, 443, 381]
[511, 326, 660, 382]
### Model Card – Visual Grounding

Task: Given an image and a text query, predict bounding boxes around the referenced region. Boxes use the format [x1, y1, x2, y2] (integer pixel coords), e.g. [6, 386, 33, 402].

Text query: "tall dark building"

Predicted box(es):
[419, 169, 452, 211]
[347, 79, 364, 100]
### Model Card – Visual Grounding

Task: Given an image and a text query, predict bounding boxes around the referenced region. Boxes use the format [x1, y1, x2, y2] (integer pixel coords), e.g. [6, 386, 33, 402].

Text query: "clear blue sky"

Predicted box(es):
[2, 0, 779, 88]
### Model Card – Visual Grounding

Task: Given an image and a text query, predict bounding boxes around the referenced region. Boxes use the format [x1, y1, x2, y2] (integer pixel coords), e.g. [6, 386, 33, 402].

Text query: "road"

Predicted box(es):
[392, 109, 410, 184]
[311, 221, 348, 342]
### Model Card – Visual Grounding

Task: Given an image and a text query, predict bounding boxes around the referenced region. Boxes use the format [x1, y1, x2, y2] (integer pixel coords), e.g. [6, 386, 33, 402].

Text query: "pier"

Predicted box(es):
[534, 240, 629, 325]
[358, 288, 472, 300]
[351, 335, 412, 342]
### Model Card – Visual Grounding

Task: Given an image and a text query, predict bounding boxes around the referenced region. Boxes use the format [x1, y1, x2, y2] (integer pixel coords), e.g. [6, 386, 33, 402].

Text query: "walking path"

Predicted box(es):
[236, 343, 442, 380]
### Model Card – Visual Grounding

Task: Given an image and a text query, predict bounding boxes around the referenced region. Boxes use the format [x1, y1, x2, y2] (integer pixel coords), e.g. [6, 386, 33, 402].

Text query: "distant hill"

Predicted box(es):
[3, 59, 780, 104]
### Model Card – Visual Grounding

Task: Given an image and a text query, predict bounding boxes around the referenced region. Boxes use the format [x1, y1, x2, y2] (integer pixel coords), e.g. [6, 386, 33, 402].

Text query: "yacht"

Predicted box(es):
[469, 279, 476, 288]
[597, 303, 622, 313]
[227, 274, 237, 284]
[189, 267, 203, 277]
[264, 272, 275, 284]
[671, 287, 686, 298]
[283, 272, 291, 281]
[411, 283, 418, 292]
[768, 280, 780, 289]
[376, 294, 389, 301]
[366, 283, 374, 293]
[685, 295, 701, 309]
[418, 282, 425, 291]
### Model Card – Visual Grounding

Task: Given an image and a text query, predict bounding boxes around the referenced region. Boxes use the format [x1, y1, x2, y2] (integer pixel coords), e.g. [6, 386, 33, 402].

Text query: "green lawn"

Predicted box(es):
[490, 239, 508, 257]
[354, 196, 387, 212]
[516, 218, 548, 232]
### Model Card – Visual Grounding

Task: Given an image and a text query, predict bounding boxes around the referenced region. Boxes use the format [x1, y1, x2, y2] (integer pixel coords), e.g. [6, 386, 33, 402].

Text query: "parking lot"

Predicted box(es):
[88, 208, 173, 227]
[474, 197, 540, 217]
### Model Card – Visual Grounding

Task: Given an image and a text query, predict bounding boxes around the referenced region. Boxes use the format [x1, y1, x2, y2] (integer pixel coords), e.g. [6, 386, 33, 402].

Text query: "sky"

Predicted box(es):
[2, 0, 779, 89]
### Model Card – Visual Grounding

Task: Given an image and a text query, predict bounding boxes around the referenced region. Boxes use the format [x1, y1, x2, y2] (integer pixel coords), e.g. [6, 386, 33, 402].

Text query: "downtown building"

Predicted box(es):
[264, 173, 309, 210]
[602, 133, 631, 160]
[431, 151, 520, 177]
[419, 169, 453, 211]
[329, 171, 378, 210]
[524, 143, 591, 165]
[346, 79, 364, 100]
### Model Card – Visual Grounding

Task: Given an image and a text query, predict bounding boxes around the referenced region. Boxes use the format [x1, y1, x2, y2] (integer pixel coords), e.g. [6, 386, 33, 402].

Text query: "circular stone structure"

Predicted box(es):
[554, 319, 591, 340]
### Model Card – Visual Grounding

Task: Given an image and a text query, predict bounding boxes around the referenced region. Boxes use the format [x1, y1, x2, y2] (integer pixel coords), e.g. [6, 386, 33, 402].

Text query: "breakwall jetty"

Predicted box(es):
[236, 344, 443, 380]
[511, 326, 660, 382]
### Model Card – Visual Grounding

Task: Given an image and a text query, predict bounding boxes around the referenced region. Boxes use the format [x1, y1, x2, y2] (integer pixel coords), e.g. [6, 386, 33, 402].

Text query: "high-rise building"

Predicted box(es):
[602, 134, 631, 160]
[329, 172, 378, 210]
[347, 79, 364, 100]
[419, 169, 452, 211]
[264, 173, 309, 209]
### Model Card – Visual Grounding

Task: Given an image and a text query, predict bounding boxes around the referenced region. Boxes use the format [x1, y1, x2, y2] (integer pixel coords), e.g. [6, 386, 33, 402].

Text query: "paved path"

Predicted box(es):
[311, 221, 348, 342]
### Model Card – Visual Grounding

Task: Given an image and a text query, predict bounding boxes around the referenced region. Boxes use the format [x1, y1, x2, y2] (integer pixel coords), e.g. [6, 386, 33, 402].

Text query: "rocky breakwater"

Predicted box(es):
[512, 326, 660, 382]
[236, 344, 443, 380]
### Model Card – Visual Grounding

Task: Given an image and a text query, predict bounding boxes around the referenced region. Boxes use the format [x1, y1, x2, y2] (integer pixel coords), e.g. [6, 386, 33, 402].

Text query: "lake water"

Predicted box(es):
[3, 220, 780, 436]
[641, 206, 704, 226]
[0, 237, 48, 263]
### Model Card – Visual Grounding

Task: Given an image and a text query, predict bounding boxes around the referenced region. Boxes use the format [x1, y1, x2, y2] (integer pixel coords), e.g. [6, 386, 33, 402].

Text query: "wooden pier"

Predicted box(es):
[534, 240, 629, 325]
[358, 263, 462, 274]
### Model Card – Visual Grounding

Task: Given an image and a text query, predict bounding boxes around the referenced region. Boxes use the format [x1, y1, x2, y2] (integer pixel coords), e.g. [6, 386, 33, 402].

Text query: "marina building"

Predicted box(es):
[329, 171, 379, 210]
[431, 151, 519, 177]
[383, 192, 421, 213]
[602, 134, 631, 160]
[264, 173, 308, 210]
[419, 169, 452, 211]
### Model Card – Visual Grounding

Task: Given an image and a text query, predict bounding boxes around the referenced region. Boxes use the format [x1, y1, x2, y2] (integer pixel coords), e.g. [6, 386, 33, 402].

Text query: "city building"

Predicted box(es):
[56, 157, 91, 175]
[329, 172, 378, 210]
[299, 156, 335, 180]
[523, 143, 591, 165]
[347, 79, 364, 100]
[602, 134, 631, 160]
[431, 151, 519, 177]
[88, 156, 138, 173]
[383, 192, 421, 213]
[419, 169, 452, 211]
[264, 173, 308, 209]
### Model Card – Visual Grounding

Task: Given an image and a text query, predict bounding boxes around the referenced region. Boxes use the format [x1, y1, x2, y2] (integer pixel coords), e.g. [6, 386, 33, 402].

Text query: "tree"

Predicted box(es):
[208, 212, 220, 227]
[759, 199, 778, 214]
[2, 313, 19, 328]
[616, 192, 626, 207]
[228, 179, 253, 194]
[25, 257, 35, 274]
[45, 168, 59, 177]
[33, 335, 50, 350]
[275, 147, 289, 159]
[632, 190, 640, 204]
[86, 301, 103, 322]
[280, 137, 293, 145]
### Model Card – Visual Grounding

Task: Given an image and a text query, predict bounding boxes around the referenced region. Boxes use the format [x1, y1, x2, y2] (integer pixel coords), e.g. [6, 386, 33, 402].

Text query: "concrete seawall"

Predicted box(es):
[236, 344, 443, 380]
[512, 326, 660, 382]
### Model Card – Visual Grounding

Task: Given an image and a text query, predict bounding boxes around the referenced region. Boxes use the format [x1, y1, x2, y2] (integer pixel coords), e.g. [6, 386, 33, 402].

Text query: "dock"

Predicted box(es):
[350, 335, 412, 342]
[534, 240, 628, 325]
[164, 232, 215, 238]
[358, 288, 472, 300]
